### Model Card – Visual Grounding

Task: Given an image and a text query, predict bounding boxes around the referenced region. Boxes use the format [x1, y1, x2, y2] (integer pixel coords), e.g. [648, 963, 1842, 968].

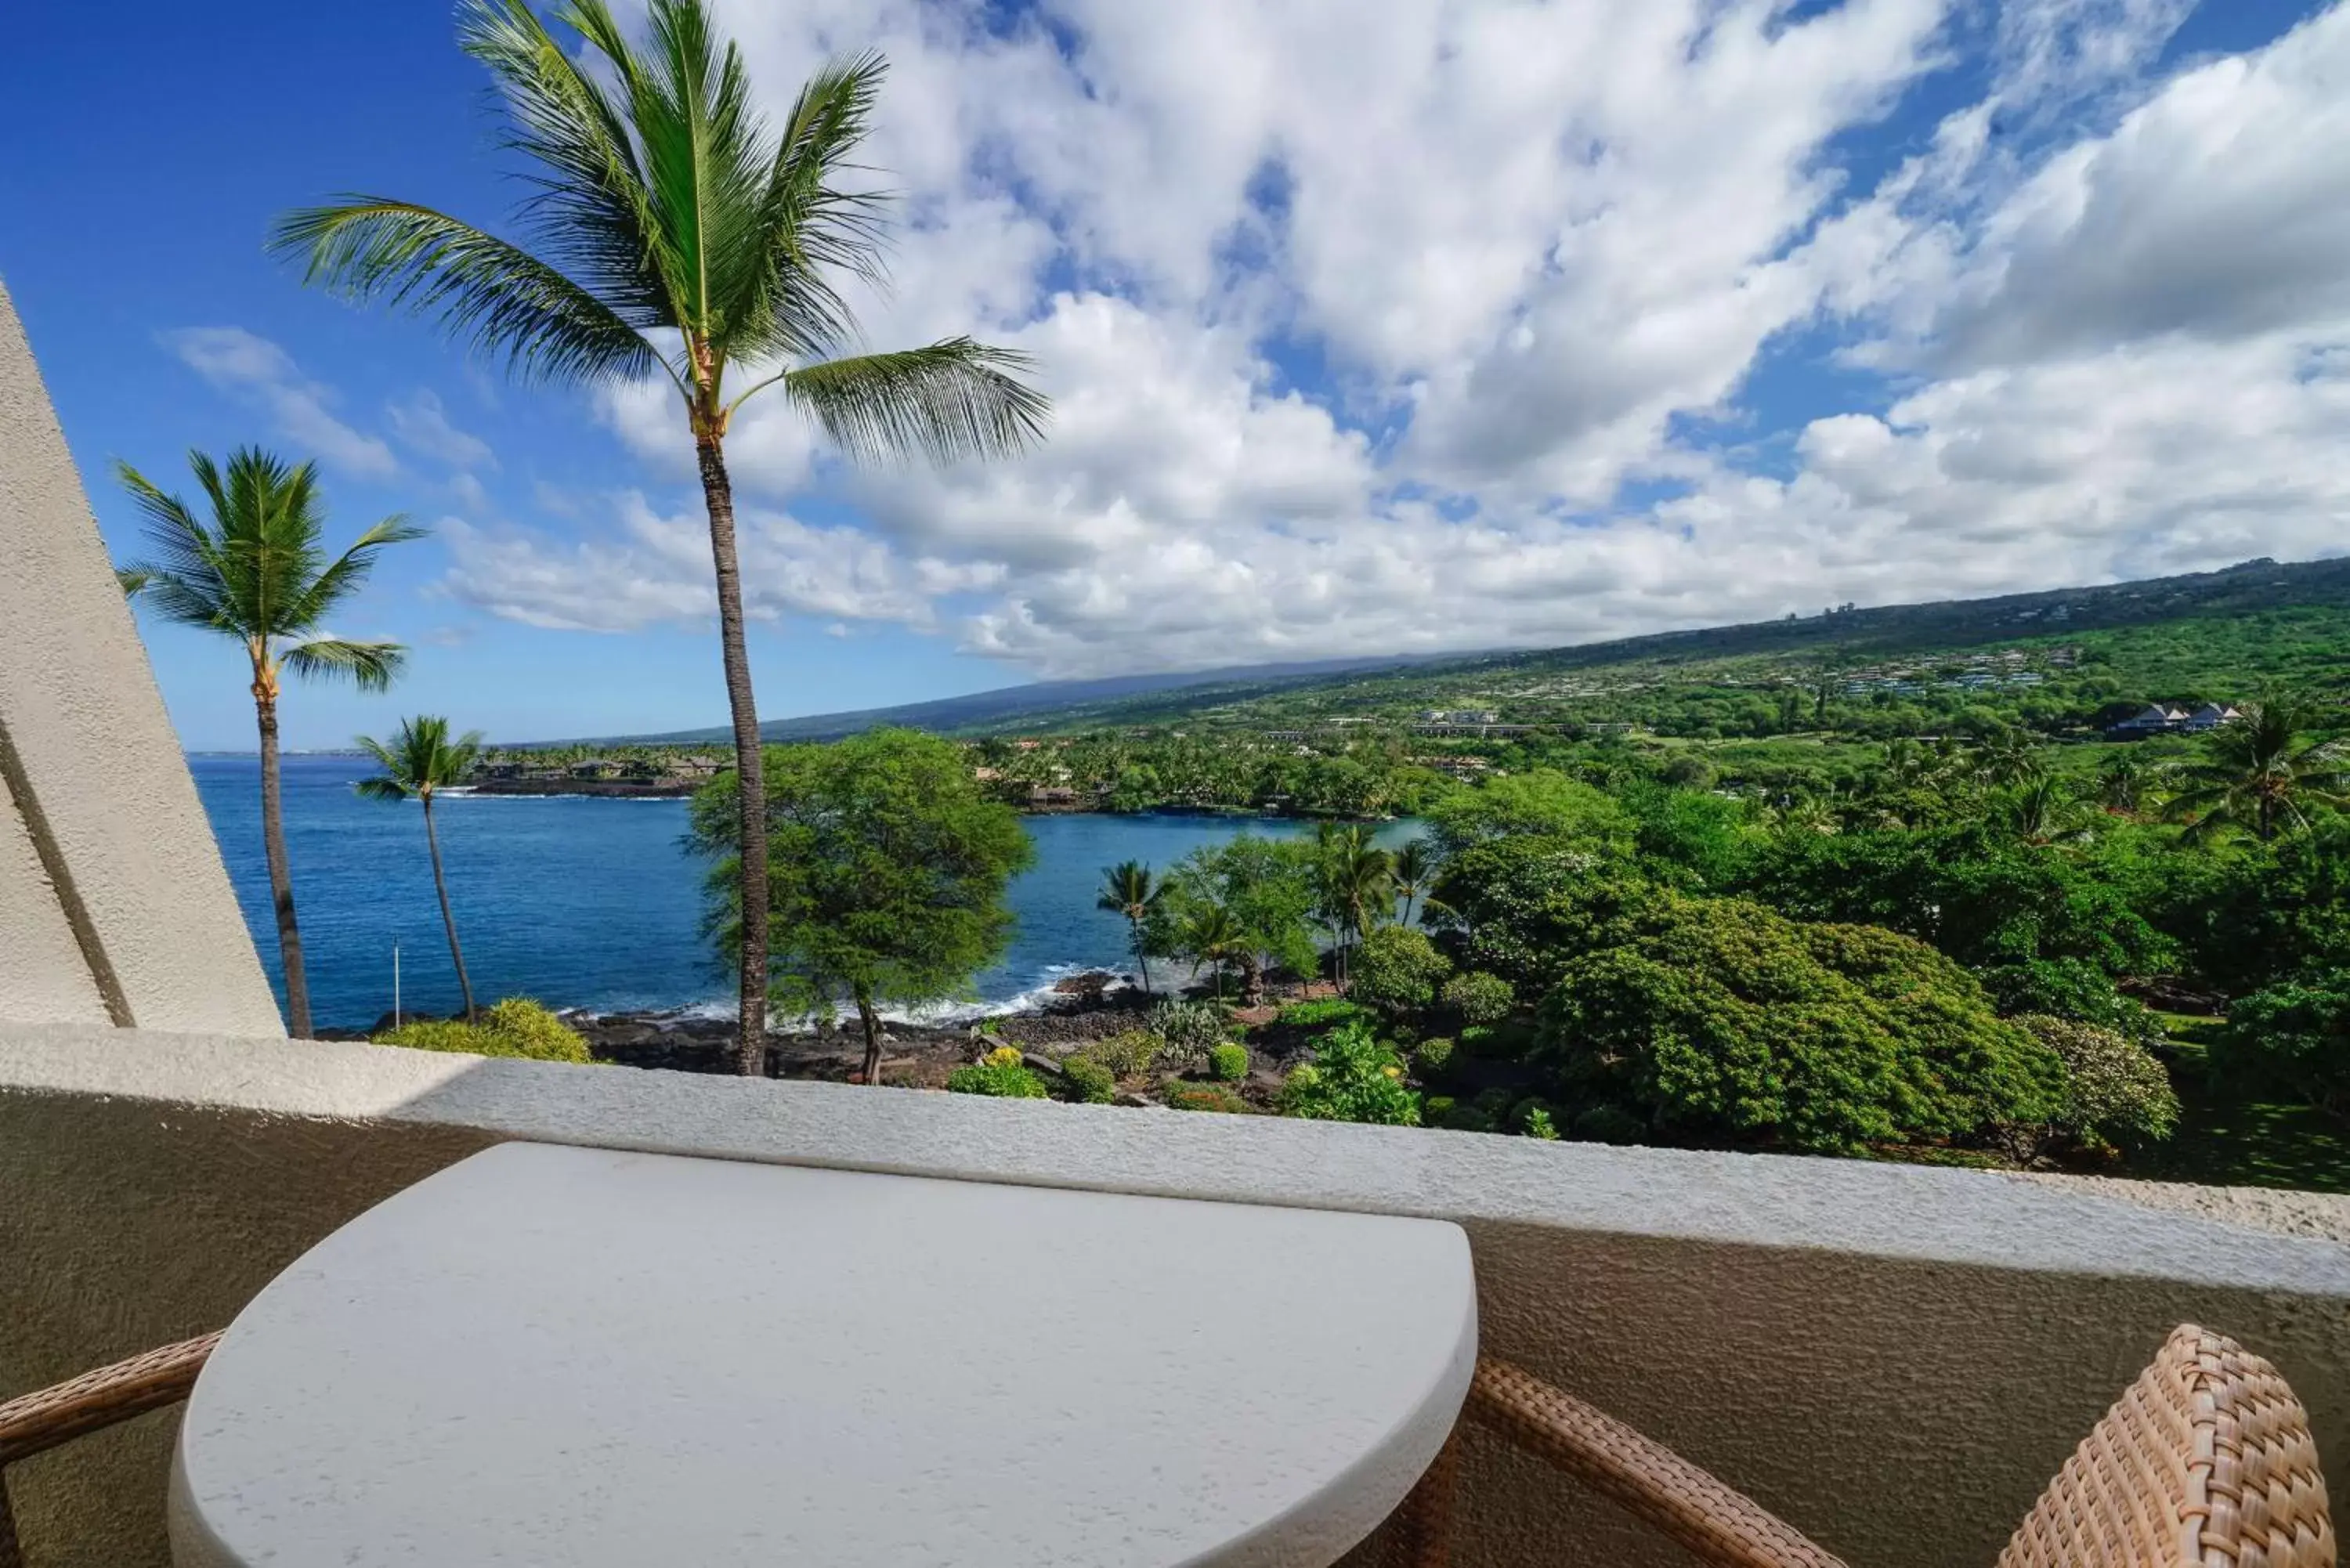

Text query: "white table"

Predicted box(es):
[171, 1143, 1476, 1567]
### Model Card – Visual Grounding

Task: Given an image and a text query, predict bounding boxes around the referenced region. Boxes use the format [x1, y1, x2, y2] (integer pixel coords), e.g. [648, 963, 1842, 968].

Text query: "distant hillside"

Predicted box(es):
[559, 554, 2350, 746]
[605, 652, 1456, 746]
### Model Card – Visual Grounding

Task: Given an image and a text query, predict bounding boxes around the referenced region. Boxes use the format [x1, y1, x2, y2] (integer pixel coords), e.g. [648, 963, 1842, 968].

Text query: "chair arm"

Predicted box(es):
[0, 1333, 221, 1466]
[1468, 1357, 1849, 1568]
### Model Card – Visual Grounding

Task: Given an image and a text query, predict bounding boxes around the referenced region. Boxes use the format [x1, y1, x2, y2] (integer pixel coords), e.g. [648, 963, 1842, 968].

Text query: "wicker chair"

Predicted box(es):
[1398, 1324, 2334, 1568]
[0, 1334, 219, 1568]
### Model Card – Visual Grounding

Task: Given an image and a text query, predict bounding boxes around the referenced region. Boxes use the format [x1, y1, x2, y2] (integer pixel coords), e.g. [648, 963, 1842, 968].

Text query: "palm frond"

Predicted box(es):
[282, 636, 407, 692]
[783, 338, 1050, 465]
[269, 199, 665, 388]
[460, 0, 682, 324]
[724, 50, 891, 365]
[284, 515, 431, 630]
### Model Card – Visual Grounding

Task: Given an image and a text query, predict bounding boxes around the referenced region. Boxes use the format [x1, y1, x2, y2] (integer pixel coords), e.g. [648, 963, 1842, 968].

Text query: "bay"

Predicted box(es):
[189, 753, 1424, 1031]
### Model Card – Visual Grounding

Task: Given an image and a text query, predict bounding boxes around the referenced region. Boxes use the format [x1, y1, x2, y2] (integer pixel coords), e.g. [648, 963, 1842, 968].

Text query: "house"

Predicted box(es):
[569, 757, 620, 780]
[2183, 703, 2242, 733]
[2109, 705, 2189, 736]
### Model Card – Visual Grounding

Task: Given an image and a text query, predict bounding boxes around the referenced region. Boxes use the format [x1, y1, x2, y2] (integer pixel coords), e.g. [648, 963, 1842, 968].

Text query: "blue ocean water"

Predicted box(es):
[190, 753, 1423, 1031]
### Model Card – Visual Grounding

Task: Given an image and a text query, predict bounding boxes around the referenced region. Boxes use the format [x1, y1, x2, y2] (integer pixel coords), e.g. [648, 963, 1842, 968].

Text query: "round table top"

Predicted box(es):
[171, 1142, 1476, 1568]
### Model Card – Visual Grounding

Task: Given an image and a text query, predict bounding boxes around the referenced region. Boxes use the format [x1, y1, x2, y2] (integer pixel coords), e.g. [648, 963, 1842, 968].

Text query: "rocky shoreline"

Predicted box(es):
[572, 981, 1160, 1084]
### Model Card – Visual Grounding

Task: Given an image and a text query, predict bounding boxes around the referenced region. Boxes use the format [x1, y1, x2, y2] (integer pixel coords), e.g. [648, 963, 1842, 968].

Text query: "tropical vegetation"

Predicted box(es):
[356, 715, 485, 1020]
[116, 447, 420, 1036]
[273, 0, 1049, 1071]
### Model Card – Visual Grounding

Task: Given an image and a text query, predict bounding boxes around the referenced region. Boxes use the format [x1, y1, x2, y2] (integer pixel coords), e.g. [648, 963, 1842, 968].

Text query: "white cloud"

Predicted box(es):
[439, 0, 2350, 681]
[161, 327, 399, 479]
[387, 388, 497, 470]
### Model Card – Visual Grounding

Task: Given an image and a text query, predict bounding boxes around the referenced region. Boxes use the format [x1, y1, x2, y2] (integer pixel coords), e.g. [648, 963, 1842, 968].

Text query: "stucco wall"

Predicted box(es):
[4, 1025, 2345, 1568]
[0, 279, 282, 1037]
[0, 766, 110, 1025]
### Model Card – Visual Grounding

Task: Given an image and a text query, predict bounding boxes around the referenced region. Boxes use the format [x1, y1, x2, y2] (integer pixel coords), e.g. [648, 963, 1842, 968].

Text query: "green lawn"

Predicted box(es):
[2119, 1021, 2350, 1194]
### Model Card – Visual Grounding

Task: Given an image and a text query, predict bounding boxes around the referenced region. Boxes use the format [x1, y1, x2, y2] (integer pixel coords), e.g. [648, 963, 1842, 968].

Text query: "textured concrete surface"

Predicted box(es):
[170, 1144, 1477, 1567]
[2018, 1169, 2350, 1245]
[0, 765, 109, 1024]
[4, 1025, 2346, 1568]
[0, 278, 281, 1036]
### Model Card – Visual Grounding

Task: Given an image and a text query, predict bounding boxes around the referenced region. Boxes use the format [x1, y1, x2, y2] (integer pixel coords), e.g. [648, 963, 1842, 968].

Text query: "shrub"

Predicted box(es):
[1535, 894, 2063, 1154]
[1349, 927, 1451, 1014]
[1572, 1104, 1645, 1144]
[2017, 1015, 2180, 1147]
[374, 998, 591, 1064]
[1413, 1036, 1455, 1075]
[1090, 1029, 1165, 1079]
[1163, 1082, 1253, 1114]
[947, 1059, 1049, 1098]
[1423, 1095, 1458, 1122]
[1275, 997, 1372, 1030]
[983, 1044, 1025, 1068]
[1521, 1107, 1562, 1140]
[1061, 1054, 1117, 1104]
[1977, 959, 2167, 1049]
[1275, 1023, 1420, 1126]
[2211, 973, 2350, 1123]
[1148, 998, 1230, 1066]
[1441, 970, 1514, 1026]
[1209, 1042, 1250, 1082]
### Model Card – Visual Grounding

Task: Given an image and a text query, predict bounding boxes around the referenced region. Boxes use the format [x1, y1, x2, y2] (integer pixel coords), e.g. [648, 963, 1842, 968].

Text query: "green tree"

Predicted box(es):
[115, 448, 419, 1037]
[1165, 836, 1318, 1005]
[1349, 926, 1451, 1015]
[1096, 860, 1164, 995]
[1426, 770, 1635, 858]
[690, 728, 1033, 1082]
[356, 716, 486, 1021]
[1390, 837, 1438, 927]
[2165, 695, 2346, 843]
[1171, 901, 1246, 1001]
[273, 0, 1049, 1071]
[1536, 893, 2063, 1154]
[1314, 823, 1393, 987]
[2211, 972, 2350, 1124]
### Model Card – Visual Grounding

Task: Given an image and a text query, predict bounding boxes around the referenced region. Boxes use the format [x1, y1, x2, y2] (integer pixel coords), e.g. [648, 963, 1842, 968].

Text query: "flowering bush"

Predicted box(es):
[1276, 1023, 1420, 1126]
[375, 998, 591, 1063]
[1440, 970, 1514, 1026]
[948, 1053, 1048, 1098]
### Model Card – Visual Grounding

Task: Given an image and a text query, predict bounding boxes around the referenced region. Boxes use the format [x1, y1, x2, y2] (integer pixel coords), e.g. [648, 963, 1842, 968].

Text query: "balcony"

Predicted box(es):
[2, 282, 2346, 1567]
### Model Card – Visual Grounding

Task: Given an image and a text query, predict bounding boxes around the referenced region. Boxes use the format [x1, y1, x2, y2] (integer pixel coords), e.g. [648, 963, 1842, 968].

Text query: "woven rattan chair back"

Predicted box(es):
[1997, 1325, 2334, 1568]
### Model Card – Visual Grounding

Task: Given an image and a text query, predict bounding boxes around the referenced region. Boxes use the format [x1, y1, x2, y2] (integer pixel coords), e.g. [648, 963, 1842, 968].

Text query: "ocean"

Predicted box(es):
[189, 753, 1423, 1031]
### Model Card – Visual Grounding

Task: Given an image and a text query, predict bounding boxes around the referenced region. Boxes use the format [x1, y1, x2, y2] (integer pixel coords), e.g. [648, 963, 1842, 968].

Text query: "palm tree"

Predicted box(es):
[356, 716, 486, 1021]
[2000, 775, 2090, 847]
[270, 0, 1050, 1074]
[2165, 695, 2347, 843]
[116, 449, 418, 1037]
[1390, 839, 1437, 927]
[2096, 751, 2147, 815]
[1972, 731, 2046, 788]
[1096, 860, 1163, 995]
[1177, 901, 1244, 1003]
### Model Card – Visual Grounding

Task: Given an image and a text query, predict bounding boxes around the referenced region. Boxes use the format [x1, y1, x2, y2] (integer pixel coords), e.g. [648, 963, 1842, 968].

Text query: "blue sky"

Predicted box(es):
[3, 0, 2344, 750]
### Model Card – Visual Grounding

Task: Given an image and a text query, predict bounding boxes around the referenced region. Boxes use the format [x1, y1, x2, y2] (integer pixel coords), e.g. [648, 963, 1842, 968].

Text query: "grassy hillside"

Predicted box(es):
[992, 555, 2350, 739]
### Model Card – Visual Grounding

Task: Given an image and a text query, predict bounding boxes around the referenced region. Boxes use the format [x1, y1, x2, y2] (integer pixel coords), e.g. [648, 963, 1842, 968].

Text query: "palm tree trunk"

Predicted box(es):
[696, 432, 769, 1076]
[422, 794, 475, 1022]
[855, 989, 884, 1085]
[1239, 952, 1264, 1007]
[254, 690, 312, 1037]
[1130, 916, 1152, 995]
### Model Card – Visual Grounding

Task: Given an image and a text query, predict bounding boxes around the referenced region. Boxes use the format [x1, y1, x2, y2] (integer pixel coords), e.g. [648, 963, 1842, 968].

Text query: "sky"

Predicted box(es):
[2, 0, 2345, 750]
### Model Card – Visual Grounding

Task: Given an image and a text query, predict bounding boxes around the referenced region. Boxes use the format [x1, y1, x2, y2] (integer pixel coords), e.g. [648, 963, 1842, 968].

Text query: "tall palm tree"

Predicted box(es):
[356, 716, 486, 1021]
[116, 448, 419, 1037]
[270, 0, 1050, 1074]
[2166, 695, 2347, 843]
[1315, 824, 1392, 989]
[1096, 860, 1162, 995]
[1390, 838, 1436, 927]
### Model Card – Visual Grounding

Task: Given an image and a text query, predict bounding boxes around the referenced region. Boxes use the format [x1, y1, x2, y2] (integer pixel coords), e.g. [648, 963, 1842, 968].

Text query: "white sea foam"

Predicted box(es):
[584, 963, 1137, 1030]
